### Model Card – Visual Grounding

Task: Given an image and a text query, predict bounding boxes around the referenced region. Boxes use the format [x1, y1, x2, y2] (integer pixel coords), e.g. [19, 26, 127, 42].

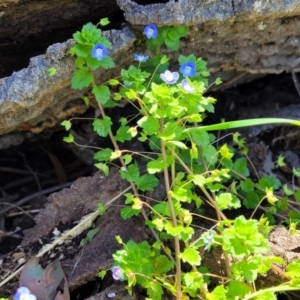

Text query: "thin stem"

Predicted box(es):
[96, 99, 174, 263]
[160, 118, 182, 300]
[172, 151, 227, 221]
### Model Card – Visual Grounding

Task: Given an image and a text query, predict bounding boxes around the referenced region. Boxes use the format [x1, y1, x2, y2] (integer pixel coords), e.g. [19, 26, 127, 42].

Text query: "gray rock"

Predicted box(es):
[0, 27, 135, 147]
[118, 0, 300, 84]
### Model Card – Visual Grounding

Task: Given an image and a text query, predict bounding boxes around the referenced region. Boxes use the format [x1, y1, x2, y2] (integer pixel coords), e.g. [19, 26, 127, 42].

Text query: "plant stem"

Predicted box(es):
[96, 100, 175, 263]
[160, 118, 182, 300]
[172, 151, 227, 220]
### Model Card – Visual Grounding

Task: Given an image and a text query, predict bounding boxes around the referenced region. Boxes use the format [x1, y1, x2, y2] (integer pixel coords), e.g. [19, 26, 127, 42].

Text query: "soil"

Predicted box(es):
[1, 72, 300, 299]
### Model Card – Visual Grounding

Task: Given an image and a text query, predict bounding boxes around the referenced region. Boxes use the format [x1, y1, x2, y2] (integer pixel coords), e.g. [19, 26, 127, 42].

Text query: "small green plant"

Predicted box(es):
[62, 19, 300, 300]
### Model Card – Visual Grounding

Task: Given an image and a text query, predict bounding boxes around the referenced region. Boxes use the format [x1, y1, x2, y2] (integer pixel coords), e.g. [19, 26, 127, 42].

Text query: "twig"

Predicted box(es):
[0, 182, 73, 216]
[0, 186, 132, 288]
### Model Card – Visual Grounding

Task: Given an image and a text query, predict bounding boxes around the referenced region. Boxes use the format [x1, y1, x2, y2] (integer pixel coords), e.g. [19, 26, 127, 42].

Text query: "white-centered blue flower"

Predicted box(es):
[112, 266, 124, 280]
[160, 70, 179, 84]
[143, 24, 158, 39]
[180, 61, 196, 77]
[181, 79, 195, 94]
[91, 44, 108, 61]
[13, 287, 37, 300]
[134, 54, 149, 62]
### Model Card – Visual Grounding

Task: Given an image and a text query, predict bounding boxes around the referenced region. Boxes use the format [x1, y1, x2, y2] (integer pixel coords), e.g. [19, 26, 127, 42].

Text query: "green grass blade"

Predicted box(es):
[183, 118, 300, 133]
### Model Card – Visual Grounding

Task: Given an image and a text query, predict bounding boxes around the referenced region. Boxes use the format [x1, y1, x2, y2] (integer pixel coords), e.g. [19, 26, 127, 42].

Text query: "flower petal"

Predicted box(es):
[143, 24, 158, 39]
[91, 44, 108, 61]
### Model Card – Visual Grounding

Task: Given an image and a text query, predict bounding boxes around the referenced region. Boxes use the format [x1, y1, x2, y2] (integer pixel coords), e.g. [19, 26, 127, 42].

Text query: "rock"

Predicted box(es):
[118, 0, 300, 85]
[0, 26, 136, 143]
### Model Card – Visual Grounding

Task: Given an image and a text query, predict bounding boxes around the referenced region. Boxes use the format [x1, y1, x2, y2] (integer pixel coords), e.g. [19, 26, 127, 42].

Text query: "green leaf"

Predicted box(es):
[233, 157, 249, 177]
[92, 85, 110, 105]
[184, 271, 203, 289]
[61, 120, 71, 131]
[80, 22, 102, 44]
[99, 56, 115, 69]
[120, 206, 141, 219]
[120, 163, 139, 182]
[165, 38, 180, 50]
[166, 140, 188, 149]
[202, 144, 218, 165]
[136, 174, 159, 191]
[160, 55, 169, 64]
[85, 56, 102, 70]
[227, 281, 250, 298]
[147, 159, 167, 174]
[93, 117, 112, 137]
[47, 67, 56, 77]
[191, 131, 210, 147]
[79, 227, 100, 247]
[179, 248, 201, 266]
[98, 270, 106, 279]
[110, 150, 122, 160]
[293, 167, 300, 177]
[222, 216, 269, 258]
[81, 96, 90, 105]
[71, 69, 93, 90]
[219, 143, 234, 159]
[123, 154, 132, 165]
[240, 178, 254, 193]
[147, 281, 164, 300]
[215, 77, 222, 85]
[286, 259, 300, 278]
[243, 191, 260, 209]
[63, 134, 74, 143]
[94, 148, 113, 162]
[215, 193, 233, 210]
[94, 163, 109, 176]
[98, 202, 106, 215]
[206, 285, 227, 300]
[154, 255, 174, 275]
[295, 189, 300, 202]
[99, 17, 110, 26]
[258, 175, 281, 190]
[137, 116, 160, 135]
[72, 44, 91, 57]
[231, 260, 259, 282]
[191, 174, 205, 186]
[115, 126, 132, 142]
[109, 79, 119, 85]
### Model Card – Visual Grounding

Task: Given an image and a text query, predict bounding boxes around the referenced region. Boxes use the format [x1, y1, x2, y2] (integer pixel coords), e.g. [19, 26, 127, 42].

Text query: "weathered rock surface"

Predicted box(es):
[0, 27, 136, 138]
[1, 0, 300, 147]
[118, 0, 300, 85]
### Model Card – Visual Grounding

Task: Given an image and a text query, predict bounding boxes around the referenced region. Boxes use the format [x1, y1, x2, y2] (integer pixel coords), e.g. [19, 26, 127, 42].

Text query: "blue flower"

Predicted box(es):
[180, 61, 196, 77]
[91, 44, 108, 61]
[160, 70, 179, 84]
[14, 287, 37, 300]
[181, 79, 195, 94]
[112, 266, 124, 280]
[134, 54, 149, 62]
[143, 24, 158, 39]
